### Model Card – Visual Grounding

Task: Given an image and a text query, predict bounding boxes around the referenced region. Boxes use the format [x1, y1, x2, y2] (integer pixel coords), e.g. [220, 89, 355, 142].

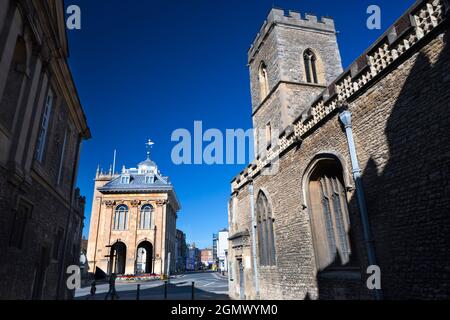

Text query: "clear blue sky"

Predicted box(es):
[67, 0, 414, 249]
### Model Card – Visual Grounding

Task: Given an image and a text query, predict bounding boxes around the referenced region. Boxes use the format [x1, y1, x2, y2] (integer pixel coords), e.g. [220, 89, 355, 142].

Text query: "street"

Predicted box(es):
[75, 271, 229, 300]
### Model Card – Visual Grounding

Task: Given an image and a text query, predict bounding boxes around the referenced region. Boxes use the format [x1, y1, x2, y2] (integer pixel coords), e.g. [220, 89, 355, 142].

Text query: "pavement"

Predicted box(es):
[75, 271, 229, 300]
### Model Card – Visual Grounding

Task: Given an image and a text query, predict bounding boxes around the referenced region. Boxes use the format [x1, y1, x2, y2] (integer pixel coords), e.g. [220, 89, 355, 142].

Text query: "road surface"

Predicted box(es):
[75, 271, 229, 300]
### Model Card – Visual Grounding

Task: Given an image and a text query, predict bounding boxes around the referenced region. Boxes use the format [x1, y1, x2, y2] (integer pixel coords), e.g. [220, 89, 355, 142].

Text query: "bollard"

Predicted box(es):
[164, 280, 168, 300]
[136, 284, 141, 300]
[191, 281, 195, 300]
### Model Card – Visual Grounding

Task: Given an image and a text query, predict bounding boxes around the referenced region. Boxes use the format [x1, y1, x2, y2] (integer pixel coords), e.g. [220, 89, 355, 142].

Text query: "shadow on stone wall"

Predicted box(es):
[347, 26, 450, 299]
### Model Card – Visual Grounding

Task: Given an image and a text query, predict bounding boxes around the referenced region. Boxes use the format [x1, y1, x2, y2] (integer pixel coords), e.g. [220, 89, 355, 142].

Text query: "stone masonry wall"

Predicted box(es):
[230, 10, 450, 300]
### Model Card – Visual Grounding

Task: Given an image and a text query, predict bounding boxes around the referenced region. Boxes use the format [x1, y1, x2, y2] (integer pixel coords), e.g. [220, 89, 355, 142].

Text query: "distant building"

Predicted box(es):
[175, 229, 187, 273]
[0, 0, 90, 299]
[81, 237, 88, 254]
[186, 243, 201, 271]
[212, 233, 218, 264]
[217, 229, 229, 272]
[201, 248, 214, 268]
[86, 141, 181, 276]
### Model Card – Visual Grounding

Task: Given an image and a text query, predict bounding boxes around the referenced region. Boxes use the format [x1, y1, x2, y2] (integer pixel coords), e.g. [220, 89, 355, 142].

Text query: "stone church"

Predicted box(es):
[229, 0, 450, 300]
[87, 142, 180, 276]
[0, 0, 90, 299]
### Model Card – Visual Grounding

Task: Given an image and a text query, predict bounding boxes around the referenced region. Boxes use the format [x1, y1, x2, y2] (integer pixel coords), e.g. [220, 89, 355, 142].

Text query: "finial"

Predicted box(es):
[108, 165, 112, 176]
[145, 139, 155, 160]
[96, 165, 100, 178]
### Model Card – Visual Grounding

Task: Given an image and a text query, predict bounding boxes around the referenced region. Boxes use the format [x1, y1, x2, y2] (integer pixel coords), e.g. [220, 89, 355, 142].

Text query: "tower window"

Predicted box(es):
[304, 49, 319, 84]
[265, 122, 272, 148]
[258, 62, 270, 101]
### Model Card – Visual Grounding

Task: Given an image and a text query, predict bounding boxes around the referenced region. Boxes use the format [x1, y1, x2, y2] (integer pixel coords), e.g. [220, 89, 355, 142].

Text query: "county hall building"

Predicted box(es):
[86, 142, 180, 276]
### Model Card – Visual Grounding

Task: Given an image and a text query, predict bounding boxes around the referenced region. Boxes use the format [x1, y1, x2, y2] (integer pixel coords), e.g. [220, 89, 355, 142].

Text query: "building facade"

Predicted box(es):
[86, 143, 180, 276]
[175, 229, 187, 273]
[229, 0, 450, 300]
[217, 229, 229, 272]
[0, 0, 90, 299]
[186, 243, 202, 271]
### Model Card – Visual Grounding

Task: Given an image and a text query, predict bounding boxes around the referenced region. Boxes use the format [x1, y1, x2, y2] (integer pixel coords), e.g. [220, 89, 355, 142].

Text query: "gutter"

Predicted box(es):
[339, 109, 383, 300]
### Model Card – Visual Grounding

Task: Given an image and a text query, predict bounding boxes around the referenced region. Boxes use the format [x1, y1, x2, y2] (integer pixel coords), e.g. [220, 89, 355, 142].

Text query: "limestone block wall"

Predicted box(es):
[230, 0, 450, 300]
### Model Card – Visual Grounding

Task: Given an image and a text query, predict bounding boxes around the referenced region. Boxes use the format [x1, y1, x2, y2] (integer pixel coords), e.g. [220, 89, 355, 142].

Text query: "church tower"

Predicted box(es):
[249, 9, 343, 151]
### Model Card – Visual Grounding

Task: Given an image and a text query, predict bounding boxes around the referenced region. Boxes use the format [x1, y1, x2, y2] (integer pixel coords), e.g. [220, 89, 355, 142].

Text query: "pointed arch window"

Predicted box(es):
[304, 49, 319, 84]
[307, 159, 356, 271]
[256, 191, 276, 266]
[140, 204, 153, 230]
[113, 205, 128, 231]
[258, 62, 270, 101]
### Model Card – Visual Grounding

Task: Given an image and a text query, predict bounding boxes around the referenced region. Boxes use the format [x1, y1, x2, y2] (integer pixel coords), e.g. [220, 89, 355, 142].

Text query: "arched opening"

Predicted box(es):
[258, 62, 269, 101]
[306, 157, 360, 299]
[256, 191, 276, 266]
[136, 241, 153, 274]
[109, 241, 127, 275]
[304, 49, 319, 84]
[0, 36, 27, 131]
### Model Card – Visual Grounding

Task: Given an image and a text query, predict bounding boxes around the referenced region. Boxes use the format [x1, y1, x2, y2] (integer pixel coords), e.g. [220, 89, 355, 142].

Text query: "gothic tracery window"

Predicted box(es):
[307, 159, 354, 271]
[256, 191, 276, 266]
[304, 49, 319, 84]
[113, 205, 128, 231]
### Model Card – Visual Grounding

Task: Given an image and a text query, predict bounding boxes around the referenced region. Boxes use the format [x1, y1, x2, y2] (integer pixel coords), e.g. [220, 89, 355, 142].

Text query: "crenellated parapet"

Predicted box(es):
[248, 8, 336, 64]
[233, 0, 449, 192]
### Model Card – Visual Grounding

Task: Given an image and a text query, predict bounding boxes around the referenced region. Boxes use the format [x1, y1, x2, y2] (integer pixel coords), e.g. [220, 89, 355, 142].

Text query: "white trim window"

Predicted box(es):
[145, 175, 154, 184]
[120, 175, 130, 184]
[56, 129, 68, 186]
[35, 89, 54, 163]
[139, 204, 153, 230]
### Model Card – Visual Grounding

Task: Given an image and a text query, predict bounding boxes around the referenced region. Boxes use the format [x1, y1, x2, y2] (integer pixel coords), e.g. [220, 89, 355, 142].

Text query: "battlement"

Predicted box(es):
[234, 0, 449, 192]
[248, 8, 336, 63]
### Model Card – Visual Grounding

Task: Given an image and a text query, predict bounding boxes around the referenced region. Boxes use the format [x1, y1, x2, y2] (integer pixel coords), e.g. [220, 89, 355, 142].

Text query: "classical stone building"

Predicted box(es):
[0, 0, 90, 299]
[86, 143, 180, 276]
[229, 0, 450, 300]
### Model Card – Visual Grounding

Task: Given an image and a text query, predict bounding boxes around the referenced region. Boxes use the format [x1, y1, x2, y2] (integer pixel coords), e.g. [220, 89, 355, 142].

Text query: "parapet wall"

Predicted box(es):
[249, 8, 336, 63]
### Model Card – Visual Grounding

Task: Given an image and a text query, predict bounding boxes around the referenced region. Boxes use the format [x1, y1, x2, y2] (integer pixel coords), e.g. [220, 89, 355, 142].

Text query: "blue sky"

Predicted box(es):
[66, 0, 415, 249]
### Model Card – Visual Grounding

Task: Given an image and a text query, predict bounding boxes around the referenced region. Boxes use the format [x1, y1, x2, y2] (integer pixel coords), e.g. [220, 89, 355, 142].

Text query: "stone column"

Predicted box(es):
[101, 200, 115, 273]
[87, 196, 102, 272]
[127, 200, 141, 275]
